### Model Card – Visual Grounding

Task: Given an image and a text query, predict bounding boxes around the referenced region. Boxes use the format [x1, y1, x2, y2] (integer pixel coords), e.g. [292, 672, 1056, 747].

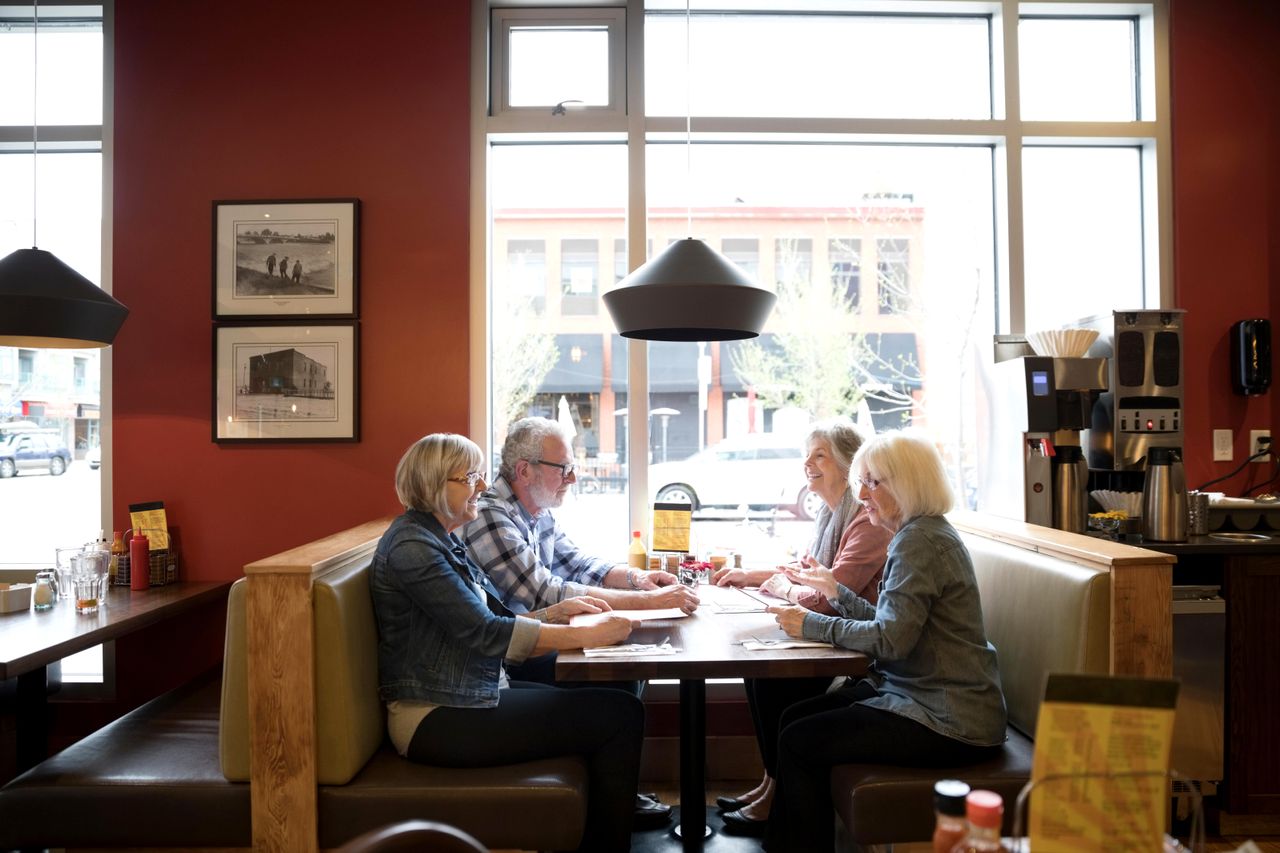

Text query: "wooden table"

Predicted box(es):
[557, 583, 869, 849]
[0, 581, 231, 772]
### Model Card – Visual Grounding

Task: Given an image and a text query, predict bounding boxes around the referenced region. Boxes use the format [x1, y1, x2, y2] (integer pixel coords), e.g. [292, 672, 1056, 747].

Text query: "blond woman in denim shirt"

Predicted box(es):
[763, 430, 1007, 852]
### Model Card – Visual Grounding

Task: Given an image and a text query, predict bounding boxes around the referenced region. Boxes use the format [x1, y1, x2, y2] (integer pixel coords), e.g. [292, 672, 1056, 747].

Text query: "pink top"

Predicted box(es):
[795, 507, 892, 612]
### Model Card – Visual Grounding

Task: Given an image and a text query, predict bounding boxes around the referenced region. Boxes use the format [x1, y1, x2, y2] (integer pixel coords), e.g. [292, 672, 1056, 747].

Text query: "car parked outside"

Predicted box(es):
[86, 445, 102, 470]
[0, 431, 73, 478]
[649, 432, 824, 520]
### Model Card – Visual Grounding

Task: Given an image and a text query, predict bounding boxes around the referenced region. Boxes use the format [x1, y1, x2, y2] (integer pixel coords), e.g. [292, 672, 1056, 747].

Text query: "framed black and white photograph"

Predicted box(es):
[213, 323, 359, 443]
[213, 198, 359, 319]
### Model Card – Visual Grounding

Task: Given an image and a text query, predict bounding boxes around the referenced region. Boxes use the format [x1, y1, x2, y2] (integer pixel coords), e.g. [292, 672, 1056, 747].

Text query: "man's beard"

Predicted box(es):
[529, 478, 565, 510]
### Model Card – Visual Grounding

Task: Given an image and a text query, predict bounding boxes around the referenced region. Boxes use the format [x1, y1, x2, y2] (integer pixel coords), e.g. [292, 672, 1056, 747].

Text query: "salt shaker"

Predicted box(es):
[33, 570, 56, 611]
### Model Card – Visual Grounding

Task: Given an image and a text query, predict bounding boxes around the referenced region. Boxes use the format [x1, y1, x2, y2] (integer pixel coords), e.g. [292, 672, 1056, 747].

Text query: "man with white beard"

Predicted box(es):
[463, 416, 696, 828]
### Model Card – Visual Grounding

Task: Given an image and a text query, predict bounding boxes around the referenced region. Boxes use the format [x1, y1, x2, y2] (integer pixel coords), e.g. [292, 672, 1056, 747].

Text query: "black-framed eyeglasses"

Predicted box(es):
[533, 459, 575, 480]
[853, 475, 885, 492]
[447, 471, 487, 487]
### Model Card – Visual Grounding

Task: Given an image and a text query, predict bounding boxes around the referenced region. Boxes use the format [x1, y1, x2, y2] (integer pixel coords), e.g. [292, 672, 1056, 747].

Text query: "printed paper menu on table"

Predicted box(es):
[1030, 673, 1179, 853]
[651, 502, 692, 553]
[569, 608, 689, 627]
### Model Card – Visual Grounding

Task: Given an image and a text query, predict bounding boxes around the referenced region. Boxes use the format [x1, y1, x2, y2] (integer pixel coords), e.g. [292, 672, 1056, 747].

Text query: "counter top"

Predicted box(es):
[1094, 532, 1280, 556]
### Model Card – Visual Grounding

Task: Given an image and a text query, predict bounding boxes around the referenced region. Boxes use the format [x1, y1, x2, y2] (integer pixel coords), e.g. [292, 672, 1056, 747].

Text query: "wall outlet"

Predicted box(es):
[1250, 430, 1272, 462]
[1213, 429, 1233, 462]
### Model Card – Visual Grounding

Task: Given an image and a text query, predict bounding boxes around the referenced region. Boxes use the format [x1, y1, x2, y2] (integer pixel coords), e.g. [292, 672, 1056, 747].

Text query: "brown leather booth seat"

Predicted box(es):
[831, 529, 1113, 848]
[0, 673, 248, 849]
[0, 671, 588, 850]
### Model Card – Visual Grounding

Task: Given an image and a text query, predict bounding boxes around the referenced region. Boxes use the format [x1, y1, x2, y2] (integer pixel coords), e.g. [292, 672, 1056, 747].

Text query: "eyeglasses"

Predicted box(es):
[853, 476, 885, 492]
[533, 459, 575, 480]
[447, 471, 487, 487]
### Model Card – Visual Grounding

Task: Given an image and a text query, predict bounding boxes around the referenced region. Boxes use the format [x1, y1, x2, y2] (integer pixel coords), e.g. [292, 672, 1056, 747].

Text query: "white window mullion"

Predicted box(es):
[625, 0, 650, 537]
[1000, 0, 1026, 334]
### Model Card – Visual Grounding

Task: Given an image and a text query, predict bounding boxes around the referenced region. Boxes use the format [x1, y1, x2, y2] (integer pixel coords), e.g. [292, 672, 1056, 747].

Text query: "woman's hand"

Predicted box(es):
[768, 604, 807, 638]
[713, 567, 773, 587]
[540, 595, 612, 624]
[579, 614, 635, 647]
[759, 572, 797, 602]
[782, 561, 837, 601]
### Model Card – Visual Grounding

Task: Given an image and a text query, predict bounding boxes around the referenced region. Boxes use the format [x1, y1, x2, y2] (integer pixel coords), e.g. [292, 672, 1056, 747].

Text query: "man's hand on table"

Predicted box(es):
[630, 568, 679, 589]
[645, 584, 700, 614]
[768, 604, 808, 638]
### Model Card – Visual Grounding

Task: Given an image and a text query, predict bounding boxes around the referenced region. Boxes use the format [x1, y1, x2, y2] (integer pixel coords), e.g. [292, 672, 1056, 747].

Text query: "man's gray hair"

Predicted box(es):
[500, 416, 573, 481]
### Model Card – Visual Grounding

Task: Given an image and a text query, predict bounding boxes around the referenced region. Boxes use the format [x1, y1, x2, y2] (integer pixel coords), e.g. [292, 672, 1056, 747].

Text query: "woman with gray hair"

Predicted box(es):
[759, 430, 1007, 851]
[715, 418, 892, 833]
[371, 433, 644, 852]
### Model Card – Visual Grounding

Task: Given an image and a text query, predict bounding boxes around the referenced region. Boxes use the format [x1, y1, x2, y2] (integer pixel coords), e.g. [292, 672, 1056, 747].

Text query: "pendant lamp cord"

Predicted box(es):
[685, 0, 692, 237]
[32, 0, 39, 248]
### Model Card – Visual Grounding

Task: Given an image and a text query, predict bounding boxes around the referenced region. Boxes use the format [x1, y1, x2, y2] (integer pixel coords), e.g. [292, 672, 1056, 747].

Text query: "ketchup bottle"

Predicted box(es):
[129, 532, 150, 590]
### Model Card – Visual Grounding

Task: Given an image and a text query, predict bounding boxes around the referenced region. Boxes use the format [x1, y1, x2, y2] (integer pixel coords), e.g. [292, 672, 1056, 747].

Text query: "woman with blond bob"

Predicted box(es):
[761, 430, 1008, 851]
[370, 433, 643, 852]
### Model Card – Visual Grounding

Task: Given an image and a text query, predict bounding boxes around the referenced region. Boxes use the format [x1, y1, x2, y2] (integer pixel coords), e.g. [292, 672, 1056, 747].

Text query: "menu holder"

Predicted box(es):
[1028, 673, 1180, 852]
[652, 501, 692, 553]
[129, 500, 170, 550]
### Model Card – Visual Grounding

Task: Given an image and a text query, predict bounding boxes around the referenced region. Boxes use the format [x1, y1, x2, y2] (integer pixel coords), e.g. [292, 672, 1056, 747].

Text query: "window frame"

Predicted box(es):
[471, 0, 1173, 534]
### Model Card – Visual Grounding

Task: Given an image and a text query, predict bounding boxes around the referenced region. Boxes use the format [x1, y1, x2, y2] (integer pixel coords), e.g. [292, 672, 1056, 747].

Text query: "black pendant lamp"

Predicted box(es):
[0, 0, 128, 349]
[601, 0, 776, 342]
[0, 248, 129, 348]
[603, 238, 776, 341]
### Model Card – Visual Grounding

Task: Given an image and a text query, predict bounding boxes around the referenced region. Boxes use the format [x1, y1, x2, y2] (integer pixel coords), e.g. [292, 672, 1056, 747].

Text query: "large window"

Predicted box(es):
[1, 4, 107, 682]
[477, 1, 1170, 554]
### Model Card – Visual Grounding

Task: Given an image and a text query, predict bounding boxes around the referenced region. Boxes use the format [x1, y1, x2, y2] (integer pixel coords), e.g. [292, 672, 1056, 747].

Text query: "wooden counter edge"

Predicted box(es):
[244, 518, 391, 853]
[950, 511, 1173, 679]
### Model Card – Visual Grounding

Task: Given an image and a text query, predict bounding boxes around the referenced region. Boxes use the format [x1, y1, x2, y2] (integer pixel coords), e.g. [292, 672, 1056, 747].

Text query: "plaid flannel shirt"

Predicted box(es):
[461, 475, 616, 614]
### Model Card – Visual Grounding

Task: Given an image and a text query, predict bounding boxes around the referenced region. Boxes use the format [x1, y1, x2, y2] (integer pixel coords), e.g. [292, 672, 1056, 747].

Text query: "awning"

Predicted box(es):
[540, 334, 605, 393]
[721, 332, 921, 392]
[23, 400, 77, 419]
[610, 339, 699, 392]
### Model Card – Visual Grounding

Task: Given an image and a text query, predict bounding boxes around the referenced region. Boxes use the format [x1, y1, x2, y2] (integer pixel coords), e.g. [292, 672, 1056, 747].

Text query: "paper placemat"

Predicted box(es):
[582, 643, 680, 657]
[742, 639, 832, 651]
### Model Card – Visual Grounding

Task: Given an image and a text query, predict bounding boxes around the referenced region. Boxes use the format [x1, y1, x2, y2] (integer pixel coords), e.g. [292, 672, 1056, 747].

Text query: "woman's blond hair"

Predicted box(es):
[394, 433, 484, 514]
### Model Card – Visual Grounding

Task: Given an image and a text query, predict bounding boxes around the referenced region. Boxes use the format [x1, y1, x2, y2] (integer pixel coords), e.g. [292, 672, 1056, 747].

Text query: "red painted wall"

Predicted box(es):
[102, 1, 1279, 710]
[1171, 0, 1280, 493]
[111, 0, 472, 586]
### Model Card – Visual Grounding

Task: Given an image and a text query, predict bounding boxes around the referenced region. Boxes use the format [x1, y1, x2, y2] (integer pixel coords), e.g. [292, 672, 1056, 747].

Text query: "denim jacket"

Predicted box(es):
[802, 514, 1008, 746]
[371, 510, 540, 707]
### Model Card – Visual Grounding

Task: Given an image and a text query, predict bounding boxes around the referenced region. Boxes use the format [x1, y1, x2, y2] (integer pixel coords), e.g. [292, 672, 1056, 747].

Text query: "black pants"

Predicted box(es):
[766, 681, 1002, 852]
[408, 680, 643, 853]
[744, 675, 832, 776]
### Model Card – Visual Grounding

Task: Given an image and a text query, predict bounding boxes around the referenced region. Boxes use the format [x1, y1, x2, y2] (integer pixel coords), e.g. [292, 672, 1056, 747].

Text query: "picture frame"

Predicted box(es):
[213, 323, 359, 443]
[212, 198, 359, 319]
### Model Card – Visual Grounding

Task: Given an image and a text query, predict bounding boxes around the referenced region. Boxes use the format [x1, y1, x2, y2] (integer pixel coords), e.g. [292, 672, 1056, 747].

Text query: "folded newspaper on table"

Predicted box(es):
[583, 642, 679, 657]
[569, 608, 689, 627]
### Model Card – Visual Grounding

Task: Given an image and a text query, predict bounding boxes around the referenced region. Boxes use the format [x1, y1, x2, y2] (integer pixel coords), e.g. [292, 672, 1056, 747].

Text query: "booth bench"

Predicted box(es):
[833, 511, 1174, 849]
[0, 519, 587, 852]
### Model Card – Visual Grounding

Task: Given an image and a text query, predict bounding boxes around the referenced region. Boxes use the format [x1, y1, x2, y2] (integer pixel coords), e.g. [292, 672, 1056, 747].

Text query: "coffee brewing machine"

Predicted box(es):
[1082, 309, 1186, 473]
[976, 309, 1186, 534]
[976, 351, 1109, 532]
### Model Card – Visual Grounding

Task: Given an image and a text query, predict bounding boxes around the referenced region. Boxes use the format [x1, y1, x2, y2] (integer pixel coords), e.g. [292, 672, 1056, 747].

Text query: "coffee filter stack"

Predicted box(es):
[1026, 328, 1100, 358]
[1091, 490, 1143, 517]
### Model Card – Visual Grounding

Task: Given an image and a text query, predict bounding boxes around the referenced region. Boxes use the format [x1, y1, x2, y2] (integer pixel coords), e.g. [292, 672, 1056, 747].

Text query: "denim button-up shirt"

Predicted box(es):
[371, 510, 540, 707]
[802, 514, 1008, 746]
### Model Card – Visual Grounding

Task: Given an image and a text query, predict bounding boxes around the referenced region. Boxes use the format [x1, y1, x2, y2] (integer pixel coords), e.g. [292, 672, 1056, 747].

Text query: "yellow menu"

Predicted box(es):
[1030, 674, 1179, 853]
[652, 502, 692, 553]
[128, 500, 170, 550]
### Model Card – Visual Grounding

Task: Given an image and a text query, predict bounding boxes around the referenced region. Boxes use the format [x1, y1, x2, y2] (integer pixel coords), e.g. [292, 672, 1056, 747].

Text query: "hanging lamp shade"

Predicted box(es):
[0, 247, 129, 348]
[602, 238, 777, 341]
